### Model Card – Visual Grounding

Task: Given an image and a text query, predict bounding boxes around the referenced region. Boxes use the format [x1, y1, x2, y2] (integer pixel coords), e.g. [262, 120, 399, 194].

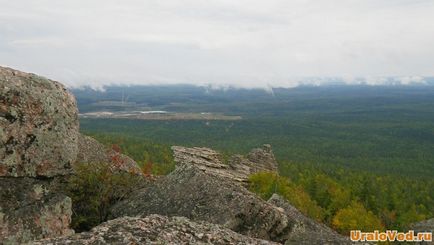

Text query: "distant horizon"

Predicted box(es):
[68, 75, 434, 91]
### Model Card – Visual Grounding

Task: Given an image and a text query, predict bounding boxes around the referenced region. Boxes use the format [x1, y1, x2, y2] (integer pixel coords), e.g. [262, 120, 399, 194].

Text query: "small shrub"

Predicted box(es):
[67, 162, 142, 232]
[249, 172, 325, 221]
[142, 161, 154, 177]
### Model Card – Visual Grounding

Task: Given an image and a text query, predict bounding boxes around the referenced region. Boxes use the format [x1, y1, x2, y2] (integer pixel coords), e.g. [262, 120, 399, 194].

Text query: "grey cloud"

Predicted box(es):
[0, 0, 433, 88]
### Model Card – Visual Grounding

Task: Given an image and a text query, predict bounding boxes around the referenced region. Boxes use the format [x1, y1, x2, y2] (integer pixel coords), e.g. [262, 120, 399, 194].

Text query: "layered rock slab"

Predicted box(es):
[171, 144, 278, 183]
[111, 164, 290, 242]
[0, 66, 79, 177]
[112, 165, 349, 244]
[34, 214, 277, 245]
[112, 145, 351, 244]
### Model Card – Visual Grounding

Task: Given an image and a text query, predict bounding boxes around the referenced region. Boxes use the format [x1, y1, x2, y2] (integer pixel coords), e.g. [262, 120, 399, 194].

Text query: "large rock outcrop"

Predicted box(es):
[0, 66, 147, 243]
[171, 144, 278, 183]
[0, 66, 77, 243]
[34, 214, 277, 245]
[0, 66, 79, 177]
[111, 164, 289, 241]
[111, 164, 350, 244]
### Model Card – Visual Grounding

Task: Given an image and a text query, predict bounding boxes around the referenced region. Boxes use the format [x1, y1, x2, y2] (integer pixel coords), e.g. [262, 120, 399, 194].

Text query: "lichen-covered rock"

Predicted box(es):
[171, 144, 278, 183]
[0, 177, 73, 244]
[0, 66, 77, 243]
[111, 163, 347, 244]
[0, 176, 68, 212]
[34, 214, 277, 245]
[267, 194, 351, 245]
[111, 164, 291, 242]
[0, 66, 79, 177]
[76, 134, 142, 175]
[246, 144, 278, 172]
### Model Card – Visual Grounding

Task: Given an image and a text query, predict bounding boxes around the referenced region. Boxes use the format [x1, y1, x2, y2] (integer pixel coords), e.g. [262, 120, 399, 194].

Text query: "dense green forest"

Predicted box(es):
[76, 85, 434, 177]
[76, 84, 434, 233]
[251, 163, 434, 233]
[81, 116, 434, 177]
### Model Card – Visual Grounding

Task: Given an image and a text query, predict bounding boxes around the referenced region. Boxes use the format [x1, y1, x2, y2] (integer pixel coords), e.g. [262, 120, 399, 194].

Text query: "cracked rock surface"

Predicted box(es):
[34, 214, 277, 245]
[171, 144, 278, 183]
[111, 163, 350, 244]
[0, 66, 77, 243]
[0, 177, 73, 244]
[0, 66, 78, 177]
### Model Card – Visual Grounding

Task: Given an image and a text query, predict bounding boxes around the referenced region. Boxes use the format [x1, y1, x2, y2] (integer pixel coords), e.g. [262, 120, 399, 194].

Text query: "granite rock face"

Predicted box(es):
[112, 145, 350, 244]
[246, 144, 278, 172]
[111, 163, 350, 244]
[76, 134, 142, 175]
[0, 66, 79, 177]
[34, 214, 277, 245]
[171, 144, 278, 183]
[0, 177, 74, 244]
[0, 66, 77, 243]
[111, 164, 290, 242]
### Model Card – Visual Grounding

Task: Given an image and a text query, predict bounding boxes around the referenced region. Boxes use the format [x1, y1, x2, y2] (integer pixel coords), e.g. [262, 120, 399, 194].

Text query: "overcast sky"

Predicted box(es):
[0, 0, 433, 88]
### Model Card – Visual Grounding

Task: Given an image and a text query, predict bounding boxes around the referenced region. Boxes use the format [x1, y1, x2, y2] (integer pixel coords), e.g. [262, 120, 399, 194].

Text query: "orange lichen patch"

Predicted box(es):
[0, 165, 7, 175]
[36, 160, 53, 176]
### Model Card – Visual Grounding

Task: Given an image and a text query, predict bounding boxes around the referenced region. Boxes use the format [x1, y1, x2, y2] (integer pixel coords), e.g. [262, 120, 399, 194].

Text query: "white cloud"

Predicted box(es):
[0, 0, 433, 88]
